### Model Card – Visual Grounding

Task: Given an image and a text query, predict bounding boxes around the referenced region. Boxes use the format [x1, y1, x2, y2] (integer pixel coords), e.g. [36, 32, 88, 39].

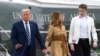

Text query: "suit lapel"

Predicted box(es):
[29, 21, 33, 37]
[20, 21, 26, 36]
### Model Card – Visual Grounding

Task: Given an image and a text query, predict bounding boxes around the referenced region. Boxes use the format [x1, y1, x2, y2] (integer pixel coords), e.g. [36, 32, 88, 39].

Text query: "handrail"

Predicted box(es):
[0, 44, 11, 56]
[0, 26, 10, 38]
[0, 52, 4, 56]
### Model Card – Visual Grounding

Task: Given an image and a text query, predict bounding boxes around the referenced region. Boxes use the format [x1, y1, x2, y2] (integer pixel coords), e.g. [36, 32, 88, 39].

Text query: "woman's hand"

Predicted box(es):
[47, 47, 51, 54]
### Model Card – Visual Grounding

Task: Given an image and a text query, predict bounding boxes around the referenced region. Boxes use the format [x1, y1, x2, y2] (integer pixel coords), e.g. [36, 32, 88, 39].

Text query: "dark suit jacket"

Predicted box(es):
[10, 20, 46, 56]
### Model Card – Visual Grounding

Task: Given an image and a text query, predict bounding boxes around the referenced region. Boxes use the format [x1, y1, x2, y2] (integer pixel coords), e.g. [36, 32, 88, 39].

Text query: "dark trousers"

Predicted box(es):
[24, 45, 33, 56]
[71, 38, 90, 56]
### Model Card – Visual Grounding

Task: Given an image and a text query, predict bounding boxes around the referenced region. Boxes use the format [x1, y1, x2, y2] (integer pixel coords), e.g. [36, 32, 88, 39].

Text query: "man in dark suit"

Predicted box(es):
[10, 8, 47, 56]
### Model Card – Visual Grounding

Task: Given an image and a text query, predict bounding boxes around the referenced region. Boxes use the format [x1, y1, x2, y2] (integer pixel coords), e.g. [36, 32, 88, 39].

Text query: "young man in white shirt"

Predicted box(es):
[69, 4, 98, 56]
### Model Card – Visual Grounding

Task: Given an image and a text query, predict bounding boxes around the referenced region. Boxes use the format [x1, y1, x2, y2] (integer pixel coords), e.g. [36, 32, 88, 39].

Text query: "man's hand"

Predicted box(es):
[70, 44, 75, 51]
[68, 52, 71, 56]
[15, 44, 22, 49]
[93, 42, 98, 48]
[45, 54, 50, 56]
[42, 49, 48, 55]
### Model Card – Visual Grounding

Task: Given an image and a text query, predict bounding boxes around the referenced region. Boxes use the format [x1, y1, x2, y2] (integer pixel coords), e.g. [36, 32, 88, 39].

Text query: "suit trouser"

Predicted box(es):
[24, 45, 33, 56]
[71, 38, 90, 56]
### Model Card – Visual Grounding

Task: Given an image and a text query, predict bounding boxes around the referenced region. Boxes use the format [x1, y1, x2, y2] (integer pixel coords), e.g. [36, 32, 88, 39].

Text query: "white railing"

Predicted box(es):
[0, 26, 10, 38]
[0, 44, 11, 56]
[0, 26, 11, 56]
[0, 52, 4, 56]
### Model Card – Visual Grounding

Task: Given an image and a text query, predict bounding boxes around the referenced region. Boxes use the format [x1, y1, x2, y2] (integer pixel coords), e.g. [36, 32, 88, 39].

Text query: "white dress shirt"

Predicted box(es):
[79, 16, 88, 39]
[22, 20, 31, 37]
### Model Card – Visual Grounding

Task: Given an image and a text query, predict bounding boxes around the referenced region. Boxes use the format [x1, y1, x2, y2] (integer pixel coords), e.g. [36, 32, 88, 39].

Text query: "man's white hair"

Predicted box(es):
[21, 8, 30, 13]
